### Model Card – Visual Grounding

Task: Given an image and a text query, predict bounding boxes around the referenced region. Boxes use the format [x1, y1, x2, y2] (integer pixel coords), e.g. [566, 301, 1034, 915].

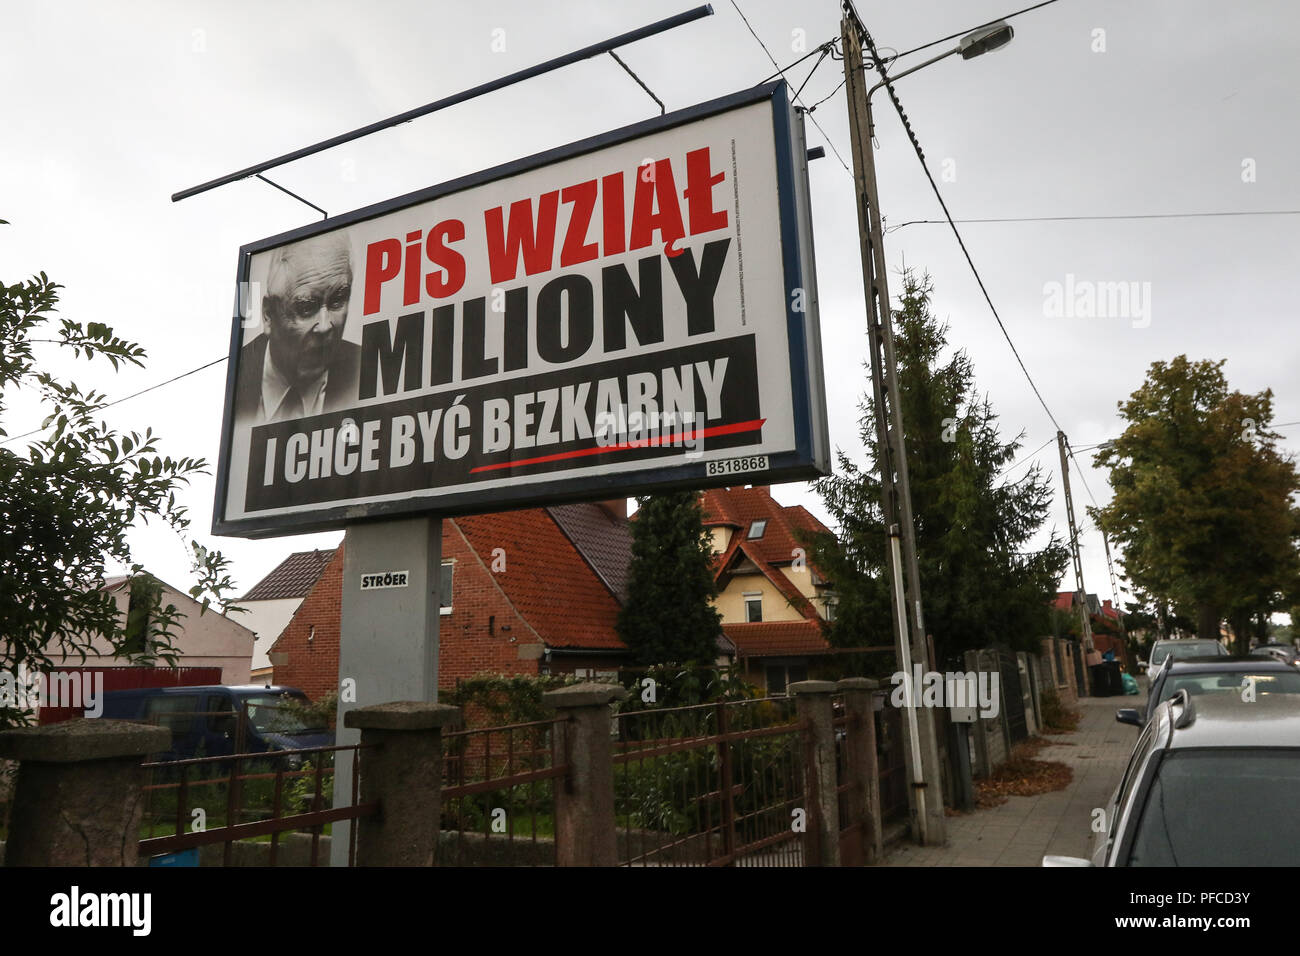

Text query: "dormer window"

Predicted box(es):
[747, 520, 767, 539]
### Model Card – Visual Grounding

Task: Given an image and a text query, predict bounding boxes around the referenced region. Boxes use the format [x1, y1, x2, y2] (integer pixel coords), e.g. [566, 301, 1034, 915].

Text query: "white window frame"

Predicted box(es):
[439, 560, 455, 615]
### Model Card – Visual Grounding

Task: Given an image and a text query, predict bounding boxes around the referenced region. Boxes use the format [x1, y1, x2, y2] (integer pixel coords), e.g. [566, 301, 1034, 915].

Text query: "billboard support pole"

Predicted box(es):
[840, 9, 946, 846]
[329, 515, 442, 866]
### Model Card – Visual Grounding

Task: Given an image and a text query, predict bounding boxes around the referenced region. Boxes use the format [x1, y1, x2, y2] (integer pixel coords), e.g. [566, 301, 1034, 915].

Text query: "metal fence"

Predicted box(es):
[612, 696, 806, 866]
[138, 738, 375, 866]
[875, 695, 908, 823]
[439, 717, 566, 866]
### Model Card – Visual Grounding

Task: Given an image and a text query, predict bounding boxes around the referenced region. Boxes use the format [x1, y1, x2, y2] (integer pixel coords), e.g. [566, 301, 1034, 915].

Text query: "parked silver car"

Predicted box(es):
[1144, 638, 1228, 672]
[1045, 691, 1300, 866]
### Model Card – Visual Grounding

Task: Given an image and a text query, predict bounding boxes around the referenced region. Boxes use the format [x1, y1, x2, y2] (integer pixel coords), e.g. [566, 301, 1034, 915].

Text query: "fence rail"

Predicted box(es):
[439, 716, 566, 866]
[137, 741, 376, 866]
[613, 696, 806, 867]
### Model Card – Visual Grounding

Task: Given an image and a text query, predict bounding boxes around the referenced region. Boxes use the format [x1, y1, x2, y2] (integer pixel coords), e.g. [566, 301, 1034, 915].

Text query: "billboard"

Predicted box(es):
[213, 81, 828, 537]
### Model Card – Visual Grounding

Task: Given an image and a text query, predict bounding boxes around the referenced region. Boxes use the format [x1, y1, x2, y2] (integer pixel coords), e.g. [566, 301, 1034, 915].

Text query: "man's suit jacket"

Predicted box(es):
[234, 334, 362, 424]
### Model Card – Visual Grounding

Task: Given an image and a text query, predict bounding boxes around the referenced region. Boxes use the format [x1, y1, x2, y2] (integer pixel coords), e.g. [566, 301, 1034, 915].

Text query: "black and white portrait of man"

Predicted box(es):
[235, 232, 361, 425]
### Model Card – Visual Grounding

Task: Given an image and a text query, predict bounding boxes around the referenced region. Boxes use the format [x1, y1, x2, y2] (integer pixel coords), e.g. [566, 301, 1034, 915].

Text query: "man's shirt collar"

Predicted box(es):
[261, 343, 328, 422]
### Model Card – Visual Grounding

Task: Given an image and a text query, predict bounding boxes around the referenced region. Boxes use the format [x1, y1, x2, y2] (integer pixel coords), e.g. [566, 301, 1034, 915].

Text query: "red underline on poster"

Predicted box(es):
[469, 419, 767, 474]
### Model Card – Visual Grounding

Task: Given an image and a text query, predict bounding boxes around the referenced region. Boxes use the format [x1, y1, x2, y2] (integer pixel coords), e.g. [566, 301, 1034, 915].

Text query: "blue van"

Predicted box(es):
[96, 685, 334, 765]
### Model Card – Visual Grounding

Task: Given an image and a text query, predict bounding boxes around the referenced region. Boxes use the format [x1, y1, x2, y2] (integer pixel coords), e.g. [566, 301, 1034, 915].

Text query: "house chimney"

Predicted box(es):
[600, 498, 628, 520]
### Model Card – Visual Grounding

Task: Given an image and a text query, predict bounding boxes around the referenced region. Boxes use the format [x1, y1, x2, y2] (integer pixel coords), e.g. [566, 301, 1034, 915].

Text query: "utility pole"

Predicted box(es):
[840, 5, 946, 846]
[1057, 432, 1095, 674]
[1101, 530, 1128, 645]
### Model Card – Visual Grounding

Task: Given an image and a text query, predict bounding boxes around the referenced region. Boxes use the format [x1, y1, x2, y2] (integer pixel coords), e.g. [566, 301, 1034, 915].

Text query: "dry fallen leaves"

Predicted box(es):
[973, 737, 1074, 808]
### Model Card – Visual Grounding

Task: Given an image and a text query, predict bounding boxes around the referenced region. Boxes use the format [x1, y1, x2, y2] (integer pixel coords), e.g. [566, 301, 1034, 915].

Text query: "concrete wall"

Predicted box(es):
[964, 649, 1007, 777]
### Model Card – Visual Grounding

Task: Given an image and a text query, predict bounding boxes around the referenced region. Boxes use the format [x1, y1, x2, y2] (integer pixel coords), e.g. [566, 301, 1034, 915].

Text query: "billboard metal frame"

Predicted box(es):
[212, 80, 827, 538]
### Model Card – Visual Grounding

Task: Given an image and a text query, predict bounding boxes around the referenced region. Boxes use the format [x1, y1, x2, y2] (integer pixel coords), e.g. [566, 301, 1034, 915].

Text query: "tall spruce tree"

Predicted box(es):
[801, 270, 1068, 664]
[618, 490, 723, 665]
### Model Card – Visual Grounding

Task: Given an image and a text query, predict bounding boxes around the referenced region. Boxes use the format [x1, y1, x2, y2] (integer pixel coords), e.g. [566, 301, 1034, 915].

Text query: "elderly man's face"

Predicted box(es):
[264, 244, 352, 387]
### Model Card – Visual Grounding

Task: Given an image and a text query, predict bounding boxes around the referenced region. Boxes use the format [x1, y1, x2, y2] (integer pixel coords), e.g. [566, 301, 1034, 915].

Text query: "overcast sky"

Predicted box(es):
[3, 0, 1298, 620]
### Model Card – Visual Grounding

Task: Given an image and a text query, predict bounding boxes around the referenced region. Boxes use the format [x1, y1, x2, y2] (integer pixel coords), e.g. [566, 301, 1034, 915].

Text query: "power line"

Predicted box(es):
[892, 0, 1068, 61]
[887, 209, 1300, 231]
[858, 28, 1064, 437]
[1067, 445, 1103, 509]
[729, 0, 851, 172]
[996, 436, 1054, 480]
[756, 41, 836, 85]
[2, 356, 227, 446]
[807, 77, 847, 111]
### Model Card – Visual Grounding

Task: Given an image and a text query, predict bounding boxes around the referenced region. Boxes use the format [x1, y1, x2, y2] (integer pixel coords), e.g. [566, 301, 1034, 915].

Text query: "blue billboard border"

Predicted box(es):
[212, 80, 826, 538]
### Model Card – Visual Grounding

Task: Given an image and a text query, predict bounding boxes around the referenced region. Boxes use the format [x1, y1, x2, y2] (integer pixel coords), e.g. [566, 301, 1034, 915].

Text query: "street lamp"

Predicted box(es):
[959, 21, 1015, 59]
[838, 6, 1015, 848]
[869, 21, 1015, 102]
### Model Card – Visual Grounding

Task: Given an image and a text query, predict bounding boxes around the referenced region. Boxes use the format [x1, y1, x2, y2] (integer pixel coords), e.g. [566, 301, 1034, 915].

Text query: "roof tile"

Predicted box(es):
[241, 549, 339, 601]
[454, 510, 626, 650]
[547, 503, 633, 604]
[723, 621, 831, 656]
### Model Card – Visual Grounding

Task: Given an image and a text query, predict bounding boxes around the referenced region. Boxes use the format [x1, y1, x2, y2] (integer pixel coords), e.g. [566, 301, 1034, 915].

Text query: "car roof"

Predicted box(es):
[1153, 639, 1221, 646]
[1156, 693, 1300, 750]
[1162, 656, 1295, 673]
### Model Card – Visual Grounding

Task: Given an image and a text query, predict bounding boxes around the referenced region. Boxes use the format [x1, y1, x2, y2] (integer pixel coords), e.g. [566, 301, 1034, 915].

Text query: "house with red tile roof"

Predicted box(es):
[267, 502, 633, 700]
[236, 549, 337, 682]
[700, 485, 838, 692]
[1052, 590, 1132, 668]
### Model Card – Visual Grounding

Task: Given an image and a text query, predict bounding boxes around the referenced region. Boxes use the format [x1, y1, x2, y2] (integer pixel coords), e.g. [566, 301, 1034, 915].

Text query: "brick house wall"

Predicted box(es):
[437, 520, 545, 687]
[269, 547, 345, 701]
[270, 519, 612, 702]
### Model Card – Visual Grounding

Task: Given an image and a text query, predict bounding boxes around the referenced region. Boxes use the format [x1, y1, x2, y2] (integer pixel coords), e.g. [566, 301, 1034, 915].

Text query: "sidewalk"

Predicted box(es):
[884, 693, 1138, 866]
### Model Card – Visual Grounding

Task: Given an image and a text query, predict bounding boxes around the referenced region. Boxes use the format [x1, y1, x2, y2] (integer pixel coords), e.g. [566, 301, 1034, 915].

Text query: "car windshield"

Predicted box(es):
[241, 695, 324, 735]
[1152, 642, 1225, 666]
[1127, 750, 1300, 865]
[1157, 671, 1300, 705]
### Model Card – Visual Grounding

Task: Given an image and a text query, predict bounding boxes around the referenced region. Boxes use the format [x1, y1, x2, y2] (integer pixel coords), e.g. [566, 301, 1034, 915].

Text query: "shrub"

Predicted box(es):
[1039, 688, 1080, 732]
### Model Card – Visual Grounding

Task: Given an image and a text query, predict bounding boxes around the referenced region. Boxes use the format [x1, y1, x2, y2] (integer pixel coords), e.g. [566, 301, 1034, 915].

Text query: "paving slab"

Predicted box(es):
[883, 690, 1139, 867]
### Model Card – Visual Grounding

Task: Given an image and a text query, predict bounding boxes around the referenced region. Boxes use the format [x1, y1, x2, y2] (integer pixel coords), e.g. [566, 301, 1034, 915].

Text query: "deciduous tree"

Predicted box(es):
[0, 226, 237, 728]
[1092, 356, 1300, 651]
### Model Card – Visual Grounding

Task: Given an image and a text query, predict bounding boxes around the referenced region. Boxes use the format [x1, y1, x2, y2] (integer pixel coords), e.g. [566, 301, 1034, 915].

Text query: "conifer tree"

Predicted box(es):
[618, 490, 723, 665]
[801, 270, 1068, 663]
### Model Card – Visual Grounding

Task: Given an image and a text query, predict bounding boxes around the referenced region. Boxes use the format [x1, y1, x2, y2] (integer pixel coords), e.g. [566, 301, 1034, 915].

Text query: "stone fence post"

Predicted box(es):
[0, 719, 168, 866]
[836, 677, 882, 864]
[543, 682, 629, 867]
[344, 700, 461, 866]
[788, 680, 840, 866]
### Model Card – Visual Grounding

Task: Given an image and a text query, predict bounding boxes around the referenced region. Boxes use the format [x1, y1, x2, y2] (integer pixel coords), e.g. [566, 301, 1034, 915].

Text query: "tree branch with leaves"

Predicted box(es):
[0, 221, 240, 728]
